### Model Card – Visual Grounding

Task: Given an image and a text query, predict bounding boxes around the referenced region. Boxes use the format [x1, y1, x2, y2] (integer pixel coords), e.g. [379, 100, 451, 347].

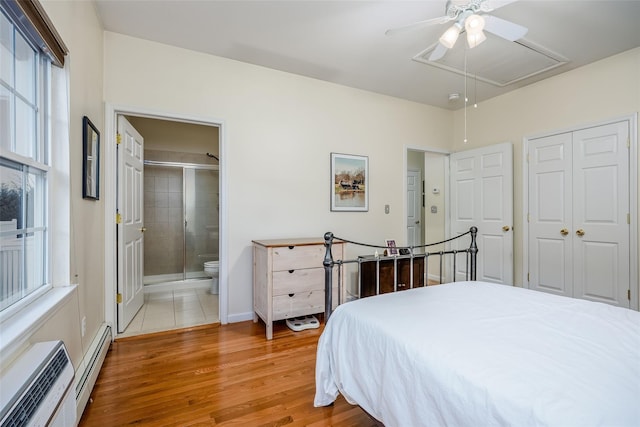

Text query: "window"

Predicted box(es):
[0, 0, 66, 313]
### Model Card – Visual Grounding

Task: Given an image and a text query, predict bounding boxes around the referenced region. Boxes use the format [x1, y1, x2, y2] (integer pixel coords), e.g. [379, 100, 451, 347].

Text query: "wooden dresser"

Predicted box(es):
[359, 256, 425, 297]
[252, 238, 344, 339]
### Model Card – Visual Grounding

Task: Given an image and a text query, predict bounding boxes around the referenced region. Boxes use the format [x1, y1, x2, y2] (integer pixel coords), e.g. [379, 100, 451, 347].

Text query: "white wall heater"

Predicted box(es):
[0, 341, 76, 427]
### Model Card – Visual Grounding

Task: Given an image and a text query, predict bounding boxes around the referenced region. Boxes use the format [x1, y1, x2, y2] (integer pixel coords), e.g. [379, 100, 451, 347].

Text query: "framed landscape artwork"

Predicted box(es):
[330, 153, 368, 212]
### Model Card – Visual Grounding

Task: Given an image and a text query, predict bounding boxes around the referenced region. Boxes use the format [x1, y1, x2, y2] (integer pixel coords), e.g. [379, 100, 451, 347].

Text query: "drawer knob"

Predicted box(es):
[288, 246, 295, 249]
[288, 293, 295, 297]
[288, 269, 295, 274]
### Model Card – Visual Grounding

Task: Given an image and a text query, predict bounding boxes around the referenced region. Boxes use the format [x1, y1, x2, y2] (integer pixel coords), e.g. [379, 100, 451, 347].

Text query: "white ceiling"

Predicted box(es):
[94, 0, 640, 110]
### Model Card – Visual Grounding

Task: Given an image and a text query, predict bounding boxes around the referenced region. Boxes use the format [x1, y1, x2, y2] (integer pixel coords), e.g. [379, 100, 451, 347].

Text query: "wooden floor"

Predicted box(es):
[78, 320, 379, 427]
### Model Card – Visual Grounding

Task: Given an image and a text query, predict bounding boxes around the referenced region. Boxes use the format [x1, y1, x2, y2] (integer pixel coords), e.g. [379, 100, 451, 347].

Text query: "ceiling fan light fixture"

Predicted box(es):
[464, 13, 486, 48]
[466, 29, 487, 48]
[439, 22, 463, 49]
[465, 14, 485, 34]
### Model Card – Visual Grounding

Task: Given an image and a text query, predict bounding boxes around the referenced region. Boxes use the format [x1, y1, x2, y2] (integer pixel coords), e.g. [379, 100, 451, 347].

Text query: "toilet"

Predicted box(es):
[204, 261, 219, 294]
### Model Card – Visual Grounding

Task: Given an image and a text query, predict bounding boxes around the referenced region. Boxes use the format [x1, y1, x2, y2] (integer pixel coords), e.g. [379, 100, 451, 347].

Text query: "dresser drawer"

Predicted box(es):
[272, 290, 324, 321]
[272, 268, 324, 295]
[272, 244, 325, 271]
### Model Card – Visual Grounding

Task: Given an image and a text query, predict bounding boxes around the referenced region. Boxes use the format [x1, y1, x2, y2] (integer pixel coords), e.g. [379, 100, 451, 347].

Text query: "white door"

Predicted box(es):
[572, 122, 629, 306]
[529, 121, 630, 307]
[528, 132, 573, 297]
[407, 169, 422, 249]
[450, 142, 513, 284]
[117, 116, 145, 332]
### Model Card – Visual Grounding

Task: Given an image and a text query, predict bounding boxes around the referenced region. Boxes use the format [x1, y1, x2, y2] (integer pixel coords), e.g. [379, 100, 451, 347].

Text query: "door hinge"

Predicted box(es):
[628, 213, 630, 225]
[116, 212, 122, 224]
[117, 293, 123, 304]
[116, 133, 122, 145]
[628, 289, 631, 301]
[527, 214, 530, 223]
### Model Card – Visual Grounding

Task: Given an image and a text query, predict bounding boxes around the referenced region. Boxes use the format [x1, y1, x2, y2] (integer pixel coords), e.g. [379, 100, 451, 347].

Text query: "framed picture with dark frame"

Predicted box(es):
[330, 152, 368, 212]
[82, 116, 100, 200]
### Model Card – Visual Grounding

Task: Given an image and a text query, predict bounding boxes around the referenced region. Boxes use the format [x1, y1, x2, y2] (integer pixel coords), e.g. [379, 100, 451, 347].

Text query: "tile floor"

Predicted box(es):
[119, 286, 219, 338]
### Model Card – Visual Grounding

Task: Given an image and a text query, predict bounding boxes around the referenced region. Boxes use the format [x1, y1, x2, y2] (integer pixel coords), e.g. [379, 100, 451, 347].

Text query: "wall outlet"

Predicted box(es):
[81, 316, 86, 337]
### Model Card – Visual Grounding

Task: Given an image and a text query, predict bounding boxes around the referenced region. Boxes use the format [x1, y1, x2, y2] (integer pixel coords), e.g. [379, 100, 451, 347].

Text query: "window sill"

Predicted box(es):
[0, 285, 77, 364]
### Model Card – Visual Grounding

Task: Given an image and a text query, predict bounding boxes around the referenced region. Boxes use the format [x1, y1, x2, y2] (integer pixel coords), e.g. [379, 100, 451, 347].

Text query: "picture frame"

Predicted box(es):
[82, 116, 100, 200]
[330, 152, 368, 212]
[385, 239, 398, 256]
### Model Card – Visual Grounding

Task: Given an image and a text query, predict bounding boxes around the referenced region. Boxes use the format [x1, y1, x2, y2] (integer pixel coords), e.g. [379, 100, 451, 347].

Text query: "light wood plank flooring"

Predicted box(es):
[79, 320, 379, 426]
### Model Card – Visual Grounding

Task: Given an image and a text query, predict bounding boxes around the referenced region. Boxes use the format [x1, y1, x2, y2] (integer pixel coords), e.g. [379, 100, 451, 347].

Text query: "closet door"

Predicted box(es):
[528, 121, 630, 307]
[572, 121, 629, 306]
[528, 132, 573, 297]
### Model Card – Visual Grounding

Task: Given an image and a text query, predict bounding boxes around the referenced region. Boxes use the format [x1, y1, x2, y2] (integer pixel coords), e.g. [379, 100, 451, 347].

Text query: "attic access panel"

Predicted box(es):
[413, 36, 568, 87]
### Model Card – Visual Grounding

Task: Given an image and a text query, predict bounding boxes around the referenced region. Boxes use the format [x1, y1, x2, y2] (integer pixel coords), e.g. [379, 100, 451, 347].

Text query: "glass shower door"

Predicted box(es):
[184, 167, 219, 279]
[143, 164, 184, 284]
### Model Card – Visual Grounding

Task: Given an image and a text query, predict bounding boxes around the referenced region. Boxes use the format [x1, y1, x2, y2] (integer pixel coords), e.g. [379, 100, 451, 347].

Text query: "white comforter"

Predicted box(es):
[314, 281, 640, 427]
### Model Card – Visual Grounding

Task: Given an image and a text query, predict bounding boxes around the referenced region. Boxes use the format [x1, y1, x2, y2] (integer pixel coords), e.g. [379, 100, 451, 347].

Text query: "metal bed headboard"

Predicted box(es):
[323, 226, 478, 321]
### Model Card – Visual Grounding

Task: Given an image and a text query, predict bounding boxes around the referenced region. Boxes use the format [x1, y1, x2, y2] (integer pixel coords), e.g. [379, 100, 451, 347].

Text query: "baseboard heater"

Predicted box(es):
[74, 323, 112, 421]
[0, 340, 76, 426]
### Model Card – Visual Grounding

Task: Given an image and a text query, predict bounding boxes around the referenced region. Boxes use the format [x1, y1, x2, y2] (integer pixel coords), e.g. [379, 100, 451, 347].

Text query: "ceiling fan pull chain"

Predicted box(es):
[464, 48, 468, 144]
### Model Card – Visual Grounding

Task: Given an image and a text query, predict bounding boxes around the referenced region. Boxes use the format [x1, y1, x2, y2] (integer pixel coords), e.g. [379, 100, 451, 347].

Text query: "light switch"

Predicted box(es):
[430, 205, 438, 214]
[385, 205, 390, 214]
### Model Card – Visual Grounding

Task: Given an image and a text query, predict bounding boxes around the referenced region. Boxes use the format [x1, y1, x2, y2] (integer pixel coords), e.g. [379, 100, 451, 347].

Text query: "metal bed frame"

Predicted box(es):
[323, 226, 478, 320]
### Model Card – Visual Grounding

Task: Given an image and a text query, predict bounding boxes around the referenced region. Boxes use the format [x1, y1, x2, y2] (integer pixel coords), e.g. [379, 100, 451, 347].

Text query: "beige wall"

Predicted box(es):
[424, 152, 446, 278]
[451, 47, 640, 286]
[32, 0, 104, 367]
[103, 32, 453, 318]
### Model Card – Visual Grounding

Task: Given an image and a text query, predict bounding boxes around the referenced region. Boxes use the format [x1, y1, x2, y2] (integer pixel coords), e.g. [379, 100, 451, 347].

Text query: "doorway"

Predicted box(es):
[104, 106, 227, 338]
[406, 148, 448, 282]
[406, 143, 514, 285]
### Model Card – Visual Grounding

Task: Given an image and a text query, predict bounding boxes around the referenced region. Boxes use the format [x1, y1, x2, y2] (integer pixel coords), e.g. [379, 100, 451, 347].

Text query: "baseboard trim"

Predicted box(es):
[75, 323, 112, 421]
[226, 311, 253, 323]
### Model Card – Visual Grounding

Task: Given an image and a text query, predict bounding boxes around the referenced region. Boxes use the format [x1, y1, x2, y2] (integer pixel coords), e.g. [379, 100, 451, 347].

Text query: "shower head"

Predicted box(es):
[206, 152, 219, 161]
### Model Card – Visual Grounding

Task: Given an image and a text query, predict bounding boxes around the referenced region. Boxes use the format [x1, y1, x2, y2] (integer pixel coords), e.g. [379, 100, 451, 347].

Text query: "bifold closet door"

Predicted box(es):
[529, 120, 630, 307]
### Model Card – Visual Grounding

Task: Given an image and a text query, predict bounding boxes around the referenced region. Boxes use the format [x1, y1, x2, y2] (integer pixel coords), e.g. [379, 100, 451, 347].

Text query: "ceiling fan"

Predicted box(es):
[386, 0, 528, 61]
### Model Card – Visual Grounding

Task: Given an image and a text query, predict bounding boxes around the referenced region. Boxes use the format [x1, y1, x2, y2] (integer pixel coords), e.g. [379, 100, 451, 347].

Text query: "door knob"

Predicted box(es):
[415, 220, 420, 225]
[140, 227, 146, 233]
[576, 229, 585, 236]
[560, 228, 569, 236]
[502, 226, 510, 232]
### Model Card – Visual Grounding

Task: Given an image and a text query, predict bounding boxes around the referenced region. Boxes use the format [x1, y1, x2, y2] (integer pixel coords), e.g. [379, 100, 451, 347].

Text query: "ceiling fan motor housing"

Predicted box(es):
[447, 0, 491, 19]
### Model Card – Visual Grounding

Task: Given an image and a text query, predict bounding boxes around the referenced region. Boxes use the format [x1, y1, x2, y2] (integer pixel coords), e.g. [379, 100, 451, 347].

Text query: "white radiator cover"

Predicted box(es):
[0, 340, 76, 427]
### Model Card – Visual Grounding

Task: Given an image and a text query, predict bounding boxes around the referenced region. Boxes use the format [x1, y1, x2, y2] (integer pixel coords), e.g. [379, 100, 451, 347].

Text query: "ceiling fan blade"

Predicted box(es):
[483, 15, 528, 41]
[385, 15, 453, 36]
[428, 43, 449, 61]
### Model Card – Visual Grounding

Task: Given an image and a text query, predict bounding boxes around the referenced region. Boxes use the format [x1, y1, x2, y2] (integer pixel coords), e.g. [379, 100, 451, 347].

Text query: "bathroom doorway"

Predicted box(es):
[117, 116, 221, 337]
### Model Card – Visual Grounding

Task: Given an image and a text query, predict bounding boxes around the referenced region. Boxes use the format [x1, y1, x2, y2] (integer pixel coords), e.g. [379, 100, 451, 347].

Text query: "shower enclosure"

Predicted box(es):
[143, 160, 219, 286]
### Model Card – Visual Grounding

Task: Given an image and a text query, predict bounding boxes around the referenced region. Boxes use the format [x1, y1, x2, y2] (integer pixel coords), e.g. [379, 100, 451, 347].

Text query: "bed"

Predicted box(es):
[315, 233, 640, 426]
